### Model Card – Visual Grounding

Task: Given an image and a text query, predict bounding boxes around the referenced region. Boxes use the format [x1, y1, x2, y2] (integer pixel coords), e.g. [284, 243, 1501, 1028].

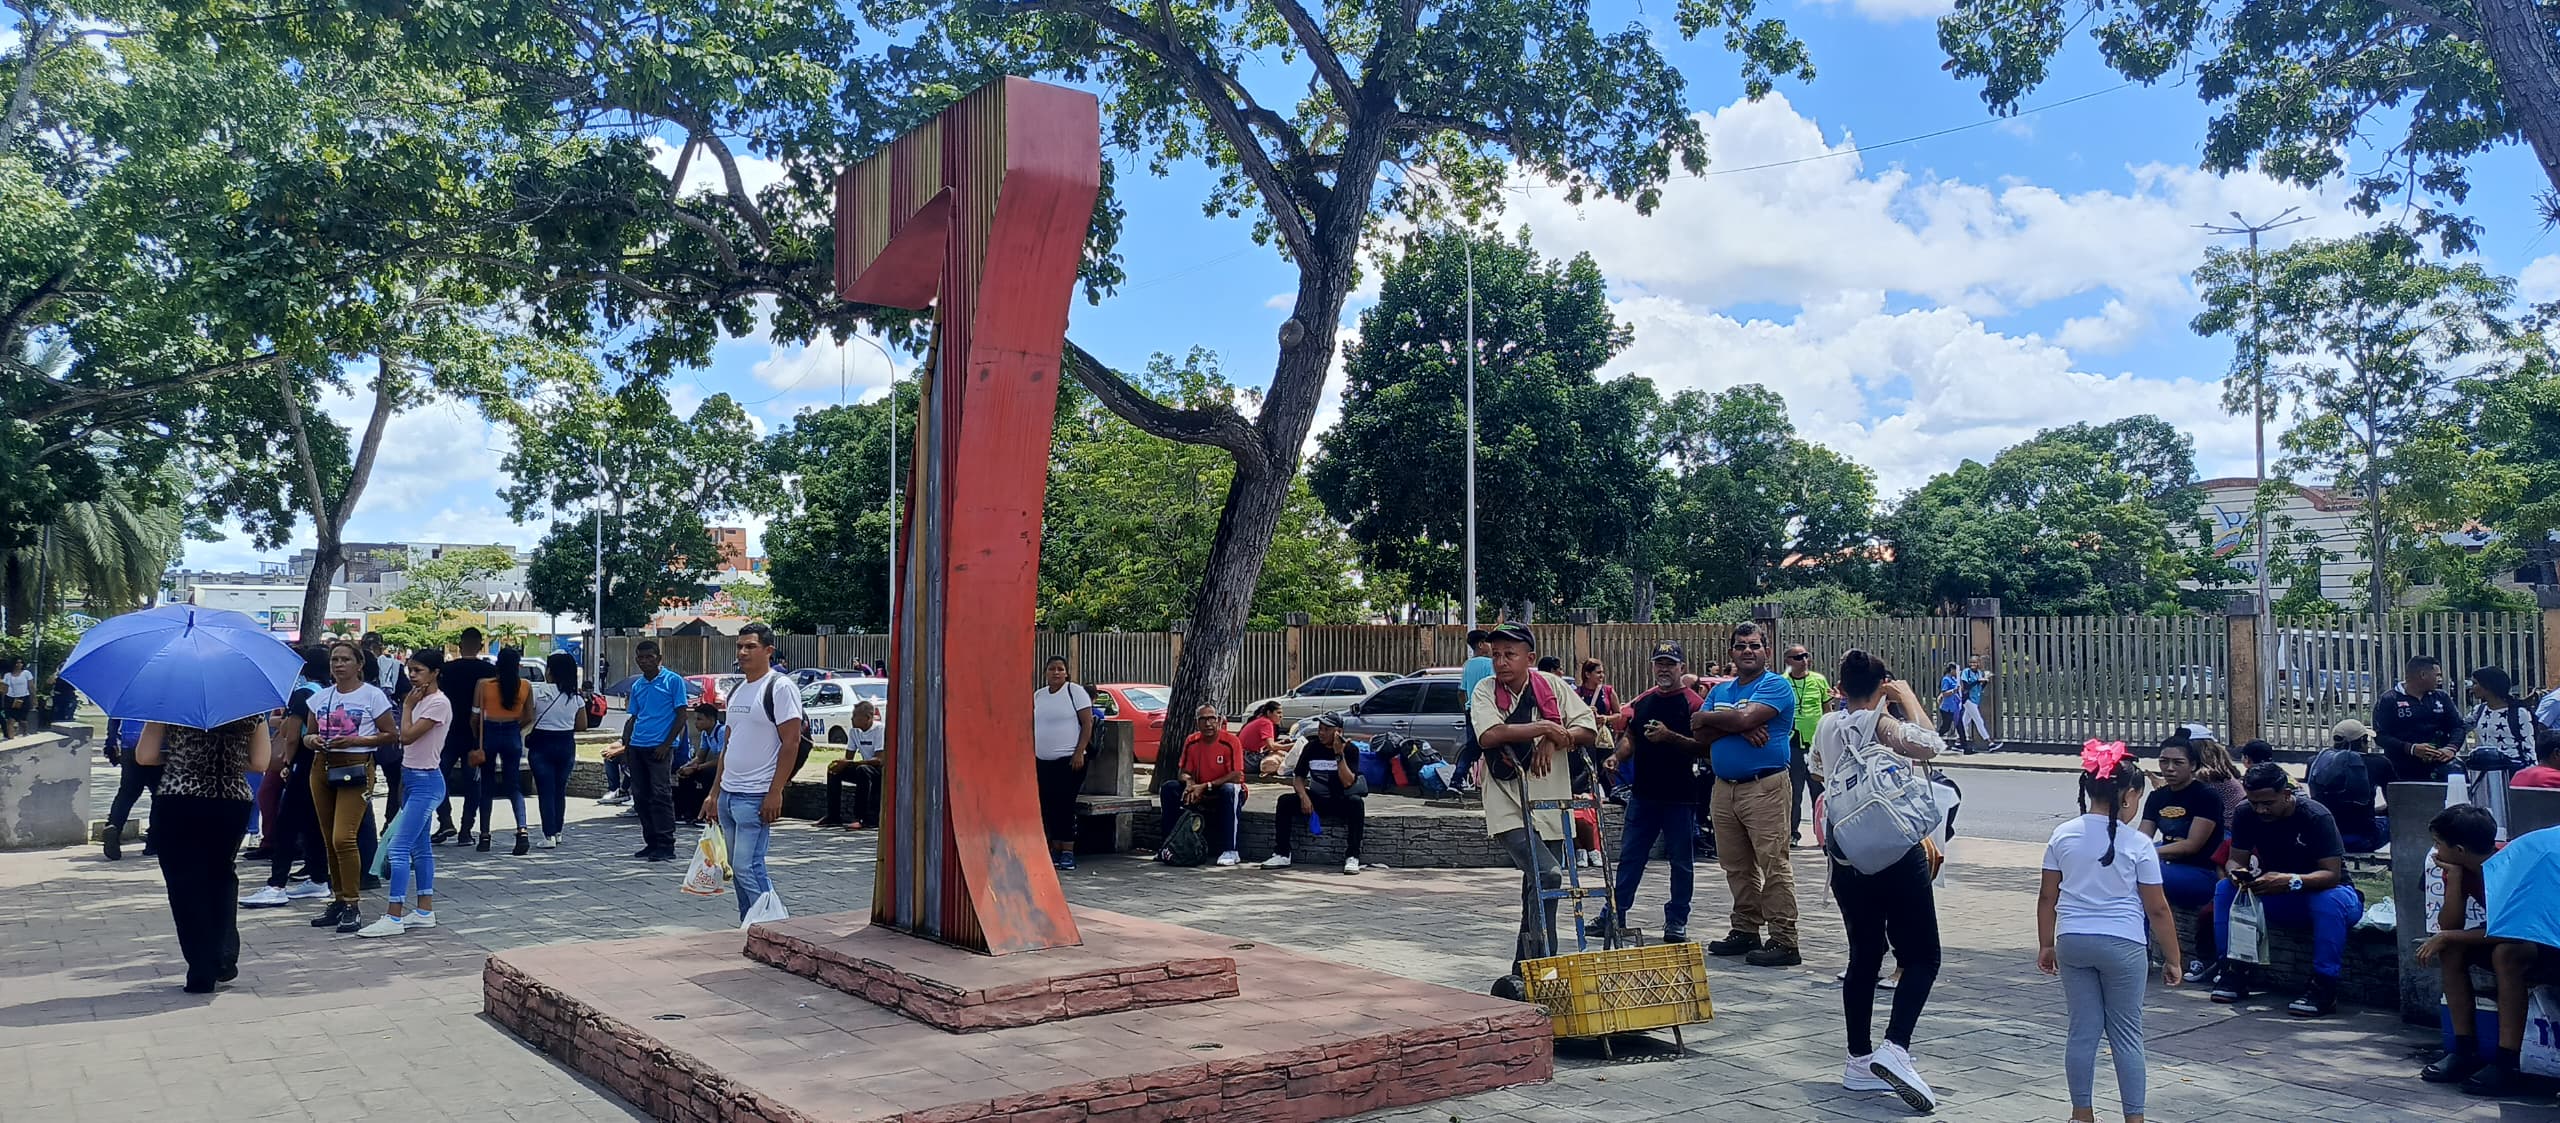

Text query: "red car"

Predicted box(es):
[1093, 683, 1171, 763]
[685, 674, 742, 710]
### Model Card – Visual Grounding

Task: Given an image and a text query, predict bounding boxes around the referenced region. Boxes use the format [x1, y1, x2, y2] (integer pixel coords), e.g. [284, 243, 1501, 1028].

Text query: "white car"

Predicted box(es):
[800, 676, 890, 744]
[1250, 671, 1403, 725]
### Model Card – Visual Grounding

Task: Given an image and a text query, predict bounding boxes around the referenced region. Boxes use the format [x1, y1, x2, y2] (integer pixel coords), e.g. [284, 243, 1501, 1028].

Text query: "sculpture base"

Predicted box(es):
[484, 907, 1551, 1123]
[743, 911, 1238, 1032]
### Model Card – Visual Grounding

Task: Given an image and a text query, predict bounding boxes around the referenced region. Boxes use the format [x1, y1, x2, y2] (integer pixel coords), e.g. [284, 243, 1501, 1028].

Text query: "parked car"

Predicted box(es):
[801, 676, 890, 743]
[790, 667, 835, 687]
[1249, 671, 1403, 725]
[1093, 683, 1171, 763]
[684, 674, 745, 710]
[2141, 664, 2221, 701]
[1336, 672, 1471, 756]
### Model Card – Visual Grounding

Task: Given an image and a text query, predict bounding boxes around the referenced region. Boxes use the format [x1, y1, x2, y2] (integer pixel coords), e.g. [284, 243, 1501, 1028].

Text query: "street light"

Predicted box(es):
[842, 332, 904, 630]
[2199, 207, 2309, 713]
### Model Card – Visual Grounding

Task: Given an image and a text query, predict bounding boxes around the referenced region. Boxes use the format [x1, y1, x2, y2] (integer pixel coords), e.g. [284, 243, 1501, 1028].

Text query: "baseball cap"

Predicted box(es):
[1481, 623, 1535, 647]
[2179, 723, 2218, 744]
[1314, 711, 1344, 729]
[2332, 718, 2370, 743]
[1651, 641, 1685, 664]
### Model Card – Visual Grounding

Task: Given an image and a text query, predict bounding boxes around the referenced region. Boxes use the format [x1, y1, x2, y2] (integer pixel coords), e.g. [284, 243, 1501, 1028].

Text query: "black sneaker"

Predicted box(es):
[512, 833, 530, 856]
[476, 833, 493, 853]
[2424, 1049, 2489, 1084]
[634, 846, 658, 860]
[1706, 932, 1762, 958]
[1661, 929, 1691, 944]
[1744, 943, 1802, 968]
[1591, 915, 1640, 941]
[454, 831, 475, 848]
[432, 827, 457, 845]
[2462, 1062, 2553, 1097]
[335, 908, 366, 934]
[309, 901, 350, 928]
[138, 835, 157, 857]
[2208, 960, 2251, 1004]
[2285, 976, 2338, 1017]
[2182, 958, 2213, 985]
[1489, 974, 1528, 1002]
[102, 833, 121, 861]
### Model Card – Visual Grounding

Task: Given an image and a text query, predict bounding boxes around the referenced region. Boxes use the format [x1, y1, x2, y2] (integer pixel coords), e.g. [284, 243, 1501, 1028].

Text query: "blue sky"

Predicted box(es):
[173, 0, 2560, 572]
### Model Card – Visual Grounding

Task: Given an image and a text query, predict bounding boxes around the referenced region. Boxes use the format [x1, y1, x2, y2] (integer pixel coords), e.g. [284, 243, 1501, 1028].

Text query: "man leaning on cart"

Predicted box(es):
[1467, 622, 1598, 999]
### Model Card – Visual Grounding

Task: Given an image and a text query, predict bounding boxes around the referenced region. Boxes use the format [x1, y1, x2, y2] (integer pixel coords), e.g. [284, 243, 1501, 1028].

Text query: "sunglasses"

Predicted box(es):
[1785, 652, 1809, 661]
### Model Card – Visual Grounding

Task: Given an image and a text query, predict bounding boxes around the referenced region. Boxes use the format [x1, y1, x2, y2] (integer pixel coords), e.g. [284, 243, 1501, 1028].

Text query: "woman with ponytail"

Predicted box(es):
[2038, 741, 2183, 1123]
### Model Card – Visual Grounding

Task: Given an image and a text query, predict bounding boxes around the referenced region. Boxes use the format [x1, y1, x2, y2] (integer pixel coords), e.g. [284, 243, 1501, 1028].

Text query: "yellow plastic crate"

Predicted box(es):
[1519, 940, 1713, 1039]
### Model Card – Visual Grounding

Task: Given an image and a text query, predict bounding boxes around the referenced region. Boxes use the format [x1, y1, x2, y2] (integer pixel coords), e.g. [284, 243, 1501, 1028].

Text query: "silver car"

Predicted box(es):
[1251, 671, 1403, 725]
[1335, 673, 1471, 756]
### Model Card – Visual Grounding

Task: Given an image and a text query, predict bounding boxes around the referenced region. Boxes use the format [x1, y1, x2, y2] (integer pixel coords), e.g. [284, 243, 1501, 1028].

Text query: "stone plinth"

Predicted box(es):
[744, 911, 1238, 1032]
[485, 907, 1551, 1123]
[1, 725, 92, 849]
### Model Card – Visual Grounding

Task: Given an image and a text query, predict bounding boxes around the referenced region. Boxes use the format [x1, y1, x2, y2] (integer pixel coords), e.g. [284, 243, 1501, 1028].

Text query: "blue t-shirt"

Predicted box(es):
[1938, 674, 1962, 714]
[1461, 656, 1493, 702]
[626, 670, 689, 747]
[1703, 672, 1796, 780]
[1961, 668, 1987, 705]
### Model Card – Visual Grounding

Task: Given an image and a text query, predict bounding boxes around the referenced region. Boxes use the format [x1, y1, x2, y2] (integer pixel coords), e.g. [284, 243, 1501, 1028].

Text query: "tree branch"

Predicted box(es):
[274, 367, 335, 534]
[1062, 340, 1269, 473]
[334, 352, 402, 528]
[24, 352, 288, 423]
[1269, 0, 1357, 107]
[0, 9, 51, 153]
[679, 120, 777, 248]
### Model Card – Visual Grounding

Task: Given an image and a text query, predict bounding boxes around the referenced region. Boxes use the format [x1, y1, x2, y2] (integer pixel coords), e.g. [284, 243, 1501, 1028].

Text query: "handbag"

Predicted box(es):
[2228, 887, 2272, 965]
[325, 762, 369, 788]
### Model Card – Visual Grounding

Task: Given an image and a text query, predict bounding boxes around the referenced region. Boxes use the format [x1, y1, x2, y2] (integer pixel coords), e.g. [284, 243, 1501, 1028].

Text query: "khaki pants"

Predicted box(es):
[1711, 771, 1797, 946]
[310, 753, 374, 904]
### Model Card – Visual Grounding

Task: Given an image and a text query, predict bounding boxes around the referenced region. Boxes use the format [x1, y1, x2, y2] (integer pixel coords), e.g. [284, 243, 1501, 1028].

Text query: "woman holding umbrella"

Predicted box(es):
[131, 715, 273, 991]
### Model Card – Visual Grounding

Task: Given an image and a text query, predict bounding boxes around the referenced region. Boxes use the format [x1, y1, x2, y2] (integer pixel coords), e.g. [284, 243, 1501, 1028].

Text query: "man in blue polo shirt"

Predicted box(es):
[622, 640, 690, 861]
[1689, 622, 1800, 966]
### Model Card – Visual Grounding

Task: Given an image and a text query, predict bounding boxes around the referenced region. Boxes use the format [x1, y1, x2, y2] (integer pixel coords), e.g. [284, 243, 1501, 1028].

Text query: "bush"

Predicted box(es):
[0, 617, 92, 672]
[1695, 584, 1880, 622]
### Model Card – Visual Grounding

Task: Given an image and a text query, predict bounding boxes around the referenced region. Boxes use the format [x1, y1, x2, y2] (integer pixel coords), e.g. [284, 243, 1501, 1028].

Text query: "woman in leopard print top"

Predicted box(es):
[135, 717, 272, 993]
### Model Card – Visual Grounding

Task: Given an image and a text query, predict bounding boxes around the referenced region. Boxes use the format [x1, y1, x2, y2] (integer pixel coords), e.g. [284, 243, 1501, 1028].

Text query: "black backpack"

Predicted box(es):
[2307, 746, 2371, 811]
[760, 676, 816, 776]
[1161, 809, 1210, 866]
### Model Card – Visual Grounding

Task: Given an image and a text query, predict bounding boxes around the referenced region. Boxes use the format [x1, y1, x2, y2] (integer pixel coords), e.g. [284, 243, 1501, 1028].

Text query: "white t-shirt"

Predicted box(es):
[308, 684, 396, 746]
[1033, 683, 1091, 761]
[846, 722, 884, 761]
[529, 682, 582, 732]
[2042, 813, 2164, 946]
[2, 670, 31, 698]
[721, 671, 804, 795]
[373, 655, 401, 690]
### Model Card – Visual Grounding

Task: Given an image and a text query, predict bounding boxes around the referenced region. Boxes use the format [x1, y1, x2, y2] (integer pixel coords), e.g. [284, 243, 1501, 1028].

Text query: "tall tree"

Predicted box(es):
[1310, 231, 1647, 622]
[2467, 307, 2560, 587]
[2195, 229, 2513, 612]
[875, 0, 1811, 756]
[1939, 0, 2545, 249]
[1647, 385, 1877, 614]
[505, 383, 764, 631]
[762, 380, 921, 633]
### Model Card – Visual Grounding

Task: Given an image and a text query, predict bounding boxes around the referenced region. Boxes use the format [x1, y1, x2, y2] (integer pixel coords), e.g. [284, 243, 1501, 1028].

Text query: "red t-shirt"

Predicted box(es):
[1239, 716, 1277, 758]
[2514, 764, 2560, 789]
[1179, 731, 1245, 787]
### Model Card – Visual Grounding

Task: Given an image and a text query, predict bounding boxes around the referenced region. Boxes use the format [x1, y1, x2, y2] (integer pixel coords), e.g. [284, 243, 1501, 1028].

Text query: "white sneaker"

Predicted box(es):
[1261, 854, 1293, 869]
[1868, 1043, 1936, 1112]
[1215, 851, 1240, 867]
[1342, 857, 1362, 875]
[405, 910, 436, 929]
[598, 791, 629, 805]
[540, 835, 559, 849]
[240, 886, 291, 908]
[616, 806, 638, 818]
[353, 915, 406, 938]
[1842, 1055, 1892, 1092]
[285, 880, 330, 900]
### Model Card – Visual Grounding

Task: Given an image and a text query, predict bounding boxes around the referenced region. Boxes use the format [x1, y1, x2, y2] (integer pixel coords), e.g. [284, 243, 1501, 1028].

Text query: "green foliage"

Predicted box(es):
[760, 381, 920, 633]
[1695, 584, 1880, 623]
[384, 546, 519, 633]
[0, 615, 89, 675]
[1311, 231, 1647, 619]
[1937, 0, 2522, 250]
[1644, 385, 1878, 616]
[505, 383, 763, 628]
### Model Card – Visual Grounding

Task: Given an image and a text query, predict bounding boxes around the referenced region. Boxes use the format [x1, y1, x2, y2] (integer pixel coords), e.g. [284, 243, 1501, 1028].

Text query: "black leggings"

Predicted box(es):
[1832, 845, 1942, 1056]
[1272, 791, 1365, 858]
[1036, 755, 1085, 848]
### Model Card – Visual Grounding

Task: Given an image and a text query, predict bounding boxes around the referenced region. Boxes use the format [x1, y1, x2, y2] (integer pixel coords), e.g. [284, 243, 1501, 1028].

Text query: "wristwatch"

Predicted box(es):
[2287, 875, 2304, 893]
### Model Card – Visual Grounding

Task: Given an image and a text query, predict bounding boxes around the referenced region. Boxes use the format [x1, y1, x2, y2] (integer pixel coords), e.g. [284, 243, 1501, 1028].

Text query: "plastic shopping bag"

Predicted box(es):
[702, 825, 731, 876]
[679, 833, 729, 897]
[739, 888, 789, 930]
[2425, 848, 2487, 935]
[2525, 987, 2560, 1079]
[2228, 888, 2271, 965]
[368, 809, 405, 878]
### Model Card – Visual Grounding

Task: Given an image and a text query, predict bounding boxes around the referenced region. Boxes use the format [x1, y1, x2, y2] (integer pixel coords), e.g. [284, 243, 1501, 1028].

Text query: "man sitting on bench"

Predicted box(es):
[2419, 804, 2559, 1097]
[1262, 712, 1366, 874]
[818, 701, 883, 829]
[2208, 763, 2363, 1017]
[1158, 704, 1246, 867]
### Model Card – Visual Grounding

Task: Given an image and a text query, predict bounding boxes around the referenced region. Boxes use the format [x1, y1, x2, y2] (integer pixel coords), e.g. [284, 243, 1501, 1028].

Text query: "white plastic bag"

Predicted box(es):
[2525, 987, 2560, 1079]
[2228, 889, 2271, 965]
[2423, 848, 2487, 935]
[2356, 899, 2396, 932]
[679, 831, 729, 897]
[739, 888, 789, 930]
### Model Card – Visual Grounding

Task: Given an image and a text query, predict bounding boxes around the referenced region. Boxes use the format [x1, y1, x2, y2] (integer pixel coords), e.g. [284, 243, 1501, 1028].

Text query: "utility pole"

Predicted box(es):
[2199, 208, 2309, 712]
[1462, 233, 1477, 633]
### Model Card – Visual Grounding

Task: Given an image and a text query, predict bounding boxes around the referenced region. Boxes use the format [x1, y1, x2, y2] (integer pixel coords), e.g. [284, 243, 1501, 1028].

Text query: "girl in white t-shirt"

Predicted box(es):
[2038, 741, 2183, 1123]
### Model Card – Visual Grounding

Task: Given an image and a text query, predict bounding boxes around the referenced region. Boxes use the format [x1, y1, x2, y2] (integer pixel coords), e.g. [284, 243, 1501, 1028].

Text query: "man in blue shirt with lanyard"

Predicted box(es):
[623, 641, 690, 861]
[1690, 622, 1801, 967]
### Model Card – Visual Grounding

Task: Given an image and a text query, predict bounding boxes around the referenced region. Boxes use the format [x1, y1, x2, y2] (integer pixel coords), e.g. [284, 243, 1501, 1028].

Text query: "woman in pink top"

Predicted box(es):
[358, 650, 452, 938]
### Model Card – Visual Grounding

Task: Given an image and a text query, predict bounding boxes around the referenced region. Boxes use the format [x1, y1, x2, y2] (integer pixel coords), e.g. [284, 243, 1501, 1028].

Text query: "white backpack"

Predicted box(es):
[1820, 709, 1945, 875]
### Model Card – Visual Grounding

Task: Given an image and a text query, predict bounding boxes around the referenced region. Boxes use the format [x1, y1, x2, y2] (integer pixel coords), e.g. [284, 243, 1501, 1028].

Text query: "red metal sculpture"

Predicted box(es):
[839, 78, 1100, 955]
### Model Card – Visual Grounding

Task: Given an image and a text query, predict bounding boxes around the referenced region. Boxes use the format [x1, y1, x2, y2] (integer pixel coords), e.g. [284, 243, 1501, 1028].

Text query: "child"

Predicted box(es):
[2039, 740, 2182, 1123]
[2417, 803, 2556, 1096]
[672, 703, 726, 826]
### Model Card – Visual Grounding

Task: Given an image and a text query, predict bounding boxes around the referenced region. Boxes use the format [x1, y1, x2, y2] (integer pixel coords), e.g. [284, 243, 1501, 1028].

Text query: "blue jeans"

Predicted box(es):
[717, 791, 774, 922]
[1612, 797, 1697, 933]
[387, 767, 445, 906]
[2214, 879, 2362, 977]
[243, 771, 263, 837]
[526, 729, 576, 837]
[470, 722, 527, 833]
[603, 755, 624, 794]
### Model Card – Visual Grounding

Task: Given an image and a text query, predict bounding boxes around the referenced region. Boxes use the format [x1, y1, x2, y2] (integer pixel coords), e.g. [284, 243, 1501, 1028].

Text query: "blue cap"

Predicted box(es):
[1651, 641, 1684, 664]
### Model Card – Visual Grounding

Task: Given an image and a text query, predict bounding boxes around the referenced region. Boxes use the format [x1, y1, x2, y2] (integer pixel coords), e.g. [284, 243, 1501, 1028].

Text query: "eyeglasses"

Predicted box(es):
[1785, 653, 1809, 661]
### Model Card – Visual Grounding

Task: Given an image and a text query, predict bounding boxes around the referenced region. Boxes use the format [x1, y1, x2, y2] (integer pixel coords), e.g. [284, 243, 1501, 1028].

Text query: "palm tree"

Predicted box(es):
[4, 341, 187, 630]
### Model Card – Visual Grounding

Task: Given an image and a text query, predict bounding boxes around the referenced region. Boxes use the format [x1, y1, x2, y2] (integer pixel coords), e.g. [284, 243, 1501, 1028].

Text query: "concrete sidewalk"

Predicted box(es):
[0, 784, 2512, 1122]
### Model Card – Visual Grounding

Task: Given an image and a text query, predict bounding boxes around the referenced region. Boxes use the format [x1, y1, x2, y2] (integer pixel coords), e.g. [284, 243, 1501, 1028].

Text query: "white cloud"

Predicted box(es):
[644, 136, 788, 200]
[749, 330, 905, 399]
[2521, 254, 2560, 303]
[2055, 299, 2148, 354]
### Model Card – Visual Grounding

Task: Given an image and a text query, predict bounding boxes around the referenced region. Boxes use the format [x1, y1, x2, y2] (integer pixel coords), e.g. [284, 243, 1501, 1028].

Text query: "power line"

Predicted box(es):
[1681, 83, 2133, 180]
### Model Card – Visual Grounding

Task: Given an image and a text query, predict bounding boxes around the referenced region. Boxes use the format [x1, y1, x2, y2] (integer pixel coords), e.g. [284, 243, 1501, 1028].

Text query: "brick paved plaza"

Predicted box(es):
[0, 763, 2527, 1123]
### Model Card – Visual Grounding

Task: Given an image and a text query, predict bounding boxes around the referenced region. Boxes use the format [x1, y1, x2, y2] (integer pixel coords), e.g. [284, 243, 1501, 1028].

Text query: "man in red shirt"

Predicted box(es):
[2513, 729, 2560, 790]
[1158, 704, 1248, 866]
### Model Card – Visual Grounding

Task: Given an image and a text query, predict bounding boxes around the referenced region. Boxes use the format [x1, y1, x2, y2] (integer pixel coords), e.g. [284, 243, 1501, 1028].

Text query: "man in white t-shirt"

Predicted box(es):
[820, 700, 885, 829]
[703, 623, 804, 923]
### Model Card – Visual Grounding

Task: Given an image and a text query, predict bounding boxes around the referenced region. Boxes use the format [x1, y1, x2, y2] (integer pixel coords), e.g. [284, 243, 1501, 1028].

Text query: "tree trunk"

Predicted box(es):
[1632, 572, 1657, 624]
[278, 355, 402, 642]
[300, 537, 344, 643]
[2474, 0, 2560, 199]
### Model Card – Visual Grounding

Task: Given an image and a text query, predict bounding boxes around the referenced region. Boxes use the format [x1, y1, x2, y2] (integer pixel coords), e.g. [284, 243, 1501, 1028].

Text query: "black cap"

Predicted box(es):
[1651, 641, 1684, 664]
[1481, 623, 1535, 648]
[1314, 711, 1344, 729]
[1465, 627, 1492, 646]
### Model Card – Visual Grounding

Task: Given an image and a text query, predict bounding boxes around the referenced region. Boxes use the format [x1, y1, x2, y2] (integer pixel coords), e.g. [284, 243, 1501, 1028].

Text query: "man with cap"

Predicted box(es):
[1598, 642, 1705, 942]
[1262, 712, 1367, 874]
[1467, 623, 1598, 996]
[2308, 719, 2387, 853]
[2374, 654, 2465, 783]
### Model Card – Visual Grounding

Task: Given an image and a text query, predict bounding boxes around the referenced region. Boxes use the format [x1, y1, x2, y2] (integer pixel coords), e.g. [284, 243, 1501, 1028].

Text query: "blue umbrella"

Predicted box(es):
[2485, 825, 2560, 947]
[56, 604, 303, 729]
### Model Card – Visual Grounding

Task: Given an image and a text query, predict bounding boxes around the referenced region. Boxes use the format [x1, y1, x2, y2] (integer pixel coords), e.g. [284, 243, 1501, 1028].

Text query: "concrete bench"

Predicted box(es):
[2172, 905, 2399, 1009]
[2, 724, 93, 849]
